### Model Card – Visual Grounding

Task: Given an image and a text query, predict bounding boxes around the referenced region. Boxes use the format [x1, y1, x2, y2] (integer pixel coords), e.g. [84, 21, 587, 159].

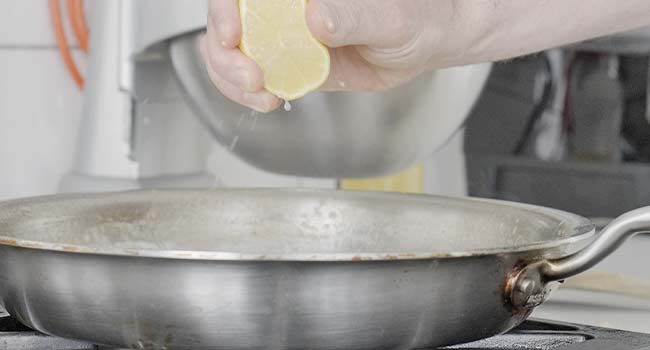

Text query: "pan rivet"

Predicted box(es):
[518, 278, 536, 294]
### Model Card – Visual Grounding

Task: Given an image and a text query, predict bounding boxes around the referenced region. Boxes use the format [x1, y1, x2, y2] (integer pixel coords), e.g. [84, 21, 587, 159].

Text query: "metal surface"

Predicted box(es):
[509, 206, 650, 309]
[0, 189, 598, 349]
[170, 32, 491, 178]
[0, 189, 594, 261]
[450, 318, 650, 350]
[2, 189, 648, 349]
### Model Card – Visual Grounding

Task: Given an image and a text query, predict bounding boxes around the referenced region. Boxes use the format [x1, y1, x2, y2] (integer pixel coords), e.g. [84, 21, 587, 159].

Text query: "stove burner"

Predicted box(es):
[0, 314, 92, 350]
[0, 316, 648, 350]
[446, 320, 650, 350]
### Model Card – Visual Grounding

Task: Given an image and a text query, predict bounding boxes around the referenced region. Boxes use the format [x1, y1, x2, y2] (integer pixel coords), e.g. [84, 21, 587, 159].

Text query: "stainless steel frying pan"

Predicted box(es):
[0, 189, 645, 349]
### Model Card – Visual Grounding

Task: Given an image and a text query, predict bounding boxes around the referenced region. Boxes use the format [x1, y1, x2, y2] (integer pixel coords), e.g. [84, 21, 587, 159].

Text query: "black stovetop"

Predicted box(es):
[446, 319, 650, 350]
[0, 316, 648, 350]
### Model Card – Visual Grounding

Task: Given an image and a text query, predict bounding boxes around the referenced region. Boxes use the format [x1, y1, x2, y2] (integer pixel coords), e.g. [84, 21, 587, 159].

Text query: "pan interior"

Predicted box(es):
[0, 189, 593, 258]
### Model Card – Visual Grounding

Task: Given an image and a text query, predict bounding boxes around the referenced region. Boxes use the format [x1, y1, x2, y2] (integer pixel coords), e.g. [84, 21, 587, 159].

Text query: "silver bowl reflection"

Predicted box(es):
[170, 32, 491, 178]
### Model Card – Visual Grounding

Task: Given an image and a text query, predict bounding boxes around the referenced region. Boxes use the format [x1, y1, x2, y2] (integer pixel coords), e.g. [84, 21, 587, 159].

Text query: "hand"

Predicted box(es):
[204, 0, 462, 112]
[205, 0, 650, 112]
[203, 0, 282, 113]
[305, 0, 460, 91]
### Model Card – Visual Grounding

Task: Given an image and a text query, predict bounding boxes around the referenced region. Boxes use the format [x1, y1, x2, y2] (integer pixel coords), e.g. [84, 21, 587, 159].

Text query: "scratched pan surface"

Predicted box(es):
[0, 189, 594, 349]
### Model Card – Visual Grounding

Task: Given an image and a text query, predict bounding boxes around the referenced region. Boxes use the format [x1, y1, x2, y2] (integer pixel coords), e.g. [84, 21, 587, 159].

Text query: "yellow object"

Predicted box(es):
[340, 165, 425, 194]
[239, 0, 330, 100]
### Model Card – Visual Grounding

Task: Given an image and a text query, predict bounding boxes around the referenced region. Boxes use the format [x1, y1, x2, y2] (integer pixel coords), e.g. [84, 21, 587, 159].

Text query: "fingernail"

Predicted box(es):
[230, 68, 252, 91]
[317, 2, 338, 33]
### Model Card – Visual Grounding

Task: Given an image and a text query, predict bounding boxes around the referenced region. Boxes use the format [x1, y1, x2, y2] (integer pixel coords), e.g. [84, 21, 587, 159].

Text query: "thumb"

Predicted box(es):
[306, 0, 410, 48]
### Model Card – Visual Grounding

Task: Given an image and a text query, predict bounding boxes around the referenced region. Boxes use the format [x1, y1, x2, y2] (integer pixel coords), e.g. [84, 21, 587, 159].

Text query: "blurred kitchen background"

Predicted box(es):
[2, 0, 650, 335]
[464, 29, 650, 330]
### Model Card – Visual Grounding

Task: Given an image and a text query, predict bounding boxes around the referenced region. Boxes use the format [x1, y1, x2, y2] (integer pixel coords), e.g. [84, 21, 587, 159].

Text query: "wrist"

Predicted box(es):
[424, 0, 498, 69]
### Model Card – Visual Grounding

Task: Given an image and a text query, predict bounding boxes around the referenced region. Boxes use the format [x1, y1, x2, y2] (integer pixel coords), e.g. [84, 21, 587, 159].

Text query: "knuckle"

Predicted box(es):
[324, 1, 362, 44]
[386, 3, 418, 44]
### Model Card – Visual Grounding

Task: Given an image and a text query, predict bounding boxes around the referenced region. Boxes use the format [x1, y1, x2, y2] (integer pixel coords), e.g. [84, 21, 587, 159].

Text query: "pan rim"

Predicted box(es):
[0, 189, 596, 261]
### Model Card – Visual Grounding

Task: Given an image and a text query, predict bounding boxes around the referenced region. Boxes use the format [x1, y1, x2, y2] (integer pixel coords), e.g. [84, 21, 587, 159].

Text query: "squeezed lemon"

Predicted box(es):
[239, 0, 330, 100]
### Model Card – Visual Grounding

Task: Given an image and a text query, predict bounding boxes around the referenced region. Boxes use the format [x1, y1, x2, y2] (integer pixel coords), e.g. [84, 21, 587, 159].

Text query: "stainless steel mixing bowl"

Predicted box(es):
[170, 32, 491, 178]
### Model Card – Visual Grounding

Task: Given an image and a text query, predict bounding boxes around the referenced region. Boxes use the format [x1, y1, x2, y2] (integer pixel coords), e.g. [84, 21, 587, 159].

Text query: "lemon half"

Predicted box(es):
[239, 0, 330, 100]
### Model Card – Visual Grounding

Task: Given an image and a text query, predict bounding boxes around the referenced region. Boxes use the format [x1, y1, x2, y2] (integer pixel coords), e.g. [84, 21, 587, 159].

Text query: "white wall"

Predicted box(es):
[0, 0, 85, 200]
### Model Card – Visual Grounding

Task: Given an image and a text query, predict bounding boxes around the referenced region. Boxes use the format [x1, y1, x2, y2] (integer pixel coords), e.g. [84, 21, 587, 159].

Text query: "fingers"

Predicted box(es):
[203, 38, 281, 113]
[205, 1, 280, 112]
[202, 33, 265, 92]
[306, 0, 415, 48]
[207, 62, 281, 113]
[208, 0, 241, 48]
[207, 0, 416, 105]
[207, 0, 262, 91]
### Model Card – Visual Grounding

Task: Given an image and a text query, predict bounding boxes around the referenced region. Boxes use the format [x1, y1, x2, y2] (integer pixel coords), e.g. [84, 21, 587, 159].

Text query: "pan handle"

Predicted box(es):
[508, 206, 650, 308]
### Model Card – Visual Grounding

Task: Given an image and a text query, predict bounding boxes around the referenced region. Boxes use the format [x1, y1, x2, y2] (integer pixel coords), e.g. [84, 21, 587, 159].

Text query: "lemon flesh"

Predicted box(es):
[239, 0, 330, 101]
